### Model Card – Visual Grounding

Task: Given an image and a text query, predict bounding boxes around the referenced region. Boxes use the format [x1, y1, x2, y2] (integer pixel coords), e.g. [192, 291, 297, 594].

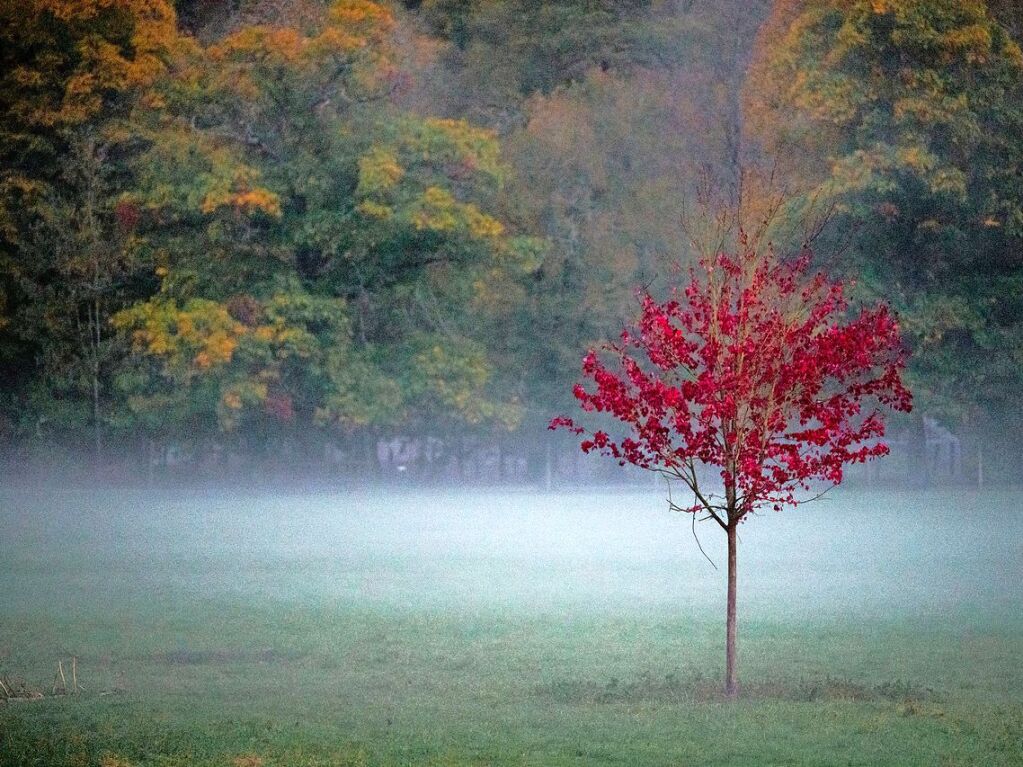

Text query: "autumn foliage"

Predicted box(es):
[552, 235, 911, 696]
[552, 238, 911, 518]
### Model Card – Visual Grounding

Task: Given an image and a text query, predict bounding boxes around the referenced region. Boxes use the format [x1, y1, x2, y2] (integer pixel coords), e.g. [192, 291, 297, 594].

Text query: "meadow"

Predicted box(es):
[1, 486, 1021, 766]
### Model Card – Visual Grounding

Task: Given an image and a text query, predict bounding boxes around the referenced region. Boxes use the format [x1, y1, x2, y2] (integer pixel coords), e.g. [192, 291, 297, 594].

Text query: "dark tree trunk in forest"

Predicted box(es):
[725, 523, 739, 698]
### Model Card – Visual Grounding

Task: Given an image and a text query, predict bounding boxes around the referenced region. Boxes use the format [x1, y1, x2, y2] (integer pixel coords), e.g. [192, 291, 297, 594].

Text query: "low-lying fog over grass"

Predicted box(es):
[1, 488, 1021, 766]
[3, 487, 1019, 618]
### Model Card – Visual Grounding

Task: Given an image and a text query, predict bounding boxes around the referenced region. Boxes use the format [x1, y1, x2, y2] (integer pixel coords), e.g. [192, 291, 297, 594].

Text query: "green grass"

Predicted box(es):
[1, 487, 1022, 766]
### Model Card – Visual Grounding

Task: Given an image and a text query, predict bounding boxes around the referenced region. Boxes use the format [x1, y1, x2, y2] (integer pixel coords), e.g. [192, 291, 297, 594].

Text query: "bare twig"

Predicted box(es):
[665, 475, 719, 570]
[691, 502, 718, 571]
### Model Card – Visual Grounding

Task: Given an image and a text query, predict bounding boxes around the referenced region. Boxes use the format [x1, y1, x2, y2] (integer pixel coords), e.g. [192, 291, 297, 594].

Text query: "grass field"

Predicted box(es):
[1, 486, 1021, 766]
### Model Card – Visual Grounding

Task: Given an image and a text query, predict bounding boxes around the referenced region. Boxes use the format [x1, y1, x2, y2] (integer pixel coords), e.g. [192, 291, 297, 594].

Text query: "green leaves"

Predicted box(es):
[745, 0, 1023, 424]
[88, 0, 529, 447]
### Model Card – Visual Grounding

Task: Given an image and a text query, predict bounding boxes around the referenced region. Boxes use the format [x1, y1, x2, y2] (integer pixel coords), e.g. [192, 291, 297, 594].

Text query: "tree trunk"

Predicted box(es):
[725, 523, 739, 698]
[92, 360, 102, 472]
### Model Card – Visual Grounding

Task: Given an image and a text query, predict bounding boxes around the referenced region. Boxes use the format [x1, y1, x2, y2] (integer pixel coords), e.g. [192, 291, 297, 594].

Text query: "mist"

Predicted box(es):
[3, 486, 1020, 620]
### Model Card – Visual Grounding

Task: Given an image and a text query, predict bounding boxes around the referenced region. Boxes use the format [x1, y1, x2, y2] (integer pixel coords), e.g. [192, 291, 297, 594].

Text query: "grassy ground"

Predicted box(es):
[1, 487, 1021, 766]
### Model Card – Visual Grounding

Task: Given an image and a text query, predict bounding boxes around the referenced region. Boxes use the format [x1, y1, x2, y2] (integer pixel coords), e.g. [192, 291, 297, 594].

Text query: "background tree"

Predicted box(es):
[410, 0, 773, 480]
[0, 0, 180, 470]
[108, 0, 534, 476]
[552, 234, 911, 696]
[3, 0, 1018, 485]
[743, 0, 1023, 478]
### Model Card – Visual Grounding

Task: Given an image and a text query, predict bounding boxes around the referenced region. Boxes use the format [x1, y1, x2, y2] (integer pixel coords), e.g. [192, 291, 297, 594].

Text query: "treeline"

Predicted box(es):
[0, 0, 1020, 485]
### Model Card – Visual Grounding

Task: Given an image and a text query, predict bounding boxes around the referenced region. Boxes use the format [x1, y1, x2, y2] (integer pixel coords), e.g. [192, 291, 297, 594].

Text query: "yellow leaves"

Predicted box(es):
[467, 209, 505, 238]
[324, 0, 395, 55]
[412, 341, 490, 424]
[354, 118, 510, 239]
[743, 0, 1023, 219]
[407, 337, 522, 429]
[207, 0, 395, 97]
[945, 24, 993, 62]
[927, 167, 967, 198]
[411, 186, 459, 231]
[896, 144, 935, 173]
[195, 331, 238, 369]
[116, 291, 359, 431]
[140, 330, 168, 356]
[125, 112, 290, 225]
[419, 117, 505, 183]
[311, 27, 366, 56]
[411, 187, 504, 238]
[357, 147, 405, 194]
[114, 298, 246, 378]
[249, 27, 304, 60]
[221, 381, 267, 410]
[253, 326, 276, 343]
[356, 200, 393, 219]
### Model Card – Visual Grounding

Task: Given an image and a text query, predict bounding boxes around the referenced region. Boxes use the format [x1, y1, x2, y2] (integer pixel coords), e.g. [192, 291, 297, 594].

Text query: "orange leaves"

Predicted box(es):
[209, 27, 306, 65]
[206, 0, 396, 102]
[223, 189, 282, 218]
[1, 0, 179, 129]
[199, 186, 282, 218]
[328, 0, 394, 31]
[194, 156, 282, 219]
[310, 26, 368, 57]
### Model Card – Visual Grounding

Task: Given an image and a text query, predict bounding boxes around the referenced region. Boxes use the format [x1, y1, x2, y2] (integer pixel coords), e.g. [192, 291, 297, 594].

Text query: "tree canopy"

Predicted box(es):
[744, 0, 1023, 424]
[0, 0, 1020, 483]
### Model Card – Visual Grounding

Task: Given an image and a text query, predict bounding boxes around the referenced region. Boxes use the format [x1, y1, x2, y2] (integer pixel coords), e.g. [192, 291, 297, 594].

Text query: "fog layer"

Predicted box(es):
[3, 489, 1019, 623]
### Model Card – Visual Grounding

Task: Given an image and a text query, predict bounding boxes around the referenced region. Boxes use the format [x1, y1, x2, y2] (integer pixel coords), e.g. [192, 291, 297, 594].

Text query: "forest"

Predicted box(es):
[2, 0, 1022, 485]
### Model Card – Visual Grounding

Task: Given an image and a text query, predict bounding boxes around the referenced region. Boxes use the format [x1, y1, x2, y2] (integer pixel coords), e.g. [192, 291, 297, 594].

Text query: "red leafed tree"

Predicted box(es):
[551, 235, 911, 697]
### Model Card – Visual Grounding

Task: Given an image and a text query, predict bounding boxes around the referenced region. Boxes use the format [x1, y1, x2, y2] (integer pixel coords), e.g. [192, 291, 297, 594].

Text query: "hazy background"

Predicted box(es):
[2, 0, 1022, 490]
